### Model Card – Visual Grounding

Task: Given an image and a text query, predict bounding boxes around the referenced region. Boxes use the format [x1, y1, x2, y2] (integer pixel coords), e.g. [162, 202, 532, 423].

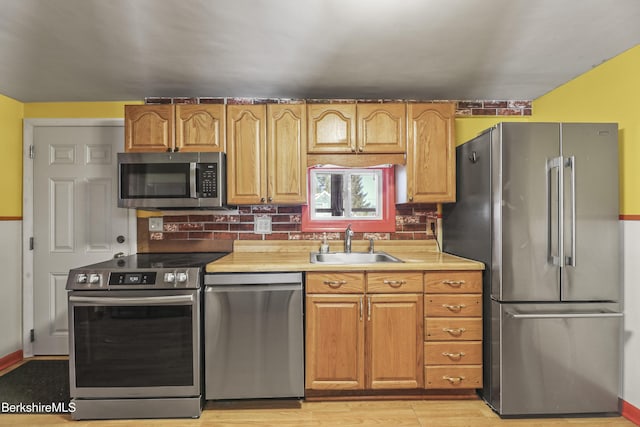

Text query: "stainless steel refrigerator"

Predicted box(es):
[442, 122, 623, 416]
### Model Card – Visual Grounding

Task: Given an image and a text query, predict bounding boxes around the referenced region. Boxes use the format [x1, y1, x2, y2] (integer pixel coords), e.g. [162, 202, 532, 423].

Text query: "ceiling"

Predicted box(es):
[1, 0, 640, 103]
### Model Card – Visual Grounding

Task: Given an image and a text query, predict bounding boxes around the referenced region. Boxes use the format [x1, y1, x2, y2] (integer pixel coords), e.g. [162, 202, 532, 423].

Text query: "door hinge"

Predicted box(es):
[29, 237, 34, 250]
[30, 329, 35, 342]
[29, 145, 35, 159]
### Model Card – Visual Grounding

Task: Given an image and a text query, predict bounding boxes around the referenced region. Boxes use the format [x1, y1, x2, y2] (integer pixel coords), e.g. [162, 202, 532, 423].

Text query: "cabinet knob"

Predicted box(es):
[268, 197, 273, 202]
[409, 196, 414, 202]
[358, 146, 363, 152]
[260, 198, 266, 203]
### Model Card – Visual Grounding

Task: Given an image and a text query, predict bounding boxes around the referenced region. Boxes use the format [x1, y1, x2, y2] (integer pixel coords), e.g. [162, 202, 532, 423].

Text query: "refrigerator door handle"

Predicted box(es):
[547, 157, 564, 267]
[565, 156, 577, 267]
[505, 310, 622, 319]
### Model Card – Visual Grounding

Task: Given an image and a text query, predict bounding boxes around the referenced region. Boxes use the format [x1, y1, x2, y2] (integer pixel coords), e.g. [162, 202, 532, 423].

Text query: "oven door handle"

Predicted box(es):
[68, 294, 194, 305]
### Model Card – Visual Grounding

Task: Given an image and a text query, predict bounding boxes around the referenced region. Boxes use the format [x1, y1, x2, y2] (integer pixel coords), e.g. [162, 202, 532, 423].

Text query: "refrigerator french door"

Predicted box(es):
[443, 122, 623, 416]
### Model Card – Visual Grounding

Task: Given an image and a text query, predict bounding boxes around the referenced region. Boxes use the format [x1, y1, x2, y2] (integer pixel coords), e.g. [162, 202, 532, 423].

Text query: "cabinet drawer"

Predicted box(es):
[424, 294, 481, 317]
[306, 272, 365, 293]
[425, 365, 482, 389]
[425, 318, 482, 341]
[424, 341, 482, 365]
[424, 271, 482, 294]
[367, 271, 423, 293]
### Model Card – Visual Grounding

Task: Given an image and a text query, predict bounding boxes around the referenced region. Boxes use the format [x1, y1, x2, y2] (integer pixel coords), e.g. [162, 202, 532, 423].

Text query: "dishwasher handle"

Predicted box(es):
[205, 283, 302, 293]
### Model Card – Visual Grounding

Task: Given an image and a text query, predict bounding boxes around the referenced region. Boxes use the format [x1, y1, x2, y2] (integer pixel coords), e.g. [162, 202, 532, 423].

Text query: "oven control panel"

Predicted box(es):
[109, 272, 157, 285]
[68, 268, 199, 290]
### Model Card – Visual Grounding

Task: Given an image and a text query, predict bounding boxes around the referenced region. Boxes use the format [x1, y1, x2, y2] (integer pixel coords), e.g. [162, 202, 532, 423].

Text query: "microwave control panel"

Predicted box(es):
[198, 163, 218, 198]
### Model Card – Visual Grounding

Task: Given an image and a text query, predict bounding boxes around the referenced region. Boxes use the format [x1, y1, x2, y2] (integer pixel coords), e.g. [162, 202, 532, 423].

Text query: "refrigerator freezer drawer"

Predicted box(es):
[495, 303, 622, 416]
[425, 365, 482, 389]
[424, 341, 482, 365]
[425, 318, 482, 341]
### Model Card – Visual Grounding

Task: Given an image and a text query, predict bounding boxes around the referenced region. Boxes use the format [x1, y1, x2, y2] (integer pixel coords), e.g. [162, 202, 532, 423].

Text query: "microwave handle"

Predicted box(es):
[190, 162, 197, 198]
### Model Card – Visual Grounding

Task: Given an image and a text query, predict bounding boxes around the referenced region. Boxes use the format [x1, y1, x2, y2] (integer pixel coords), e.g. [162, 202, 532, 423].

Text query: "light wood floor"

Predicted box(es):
[0, 399, 634, 426]
[0, 359, 634, 426]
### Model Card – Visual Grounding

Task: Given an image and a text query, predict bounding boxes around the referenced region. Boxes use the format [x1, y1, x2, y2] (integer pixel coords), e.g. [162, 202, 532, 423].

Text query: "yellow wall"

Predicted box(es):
[533, 45, 640, 215]
[24, 100, 140, 118]
[0, 94, 24, 217]
[455, 116, 531, 146]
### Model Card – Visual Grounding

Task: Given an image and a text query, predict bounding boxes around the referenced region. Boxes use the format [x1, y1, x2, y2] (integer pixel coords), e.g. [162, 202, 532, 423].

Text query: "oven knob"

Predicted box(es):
[76, 274, 88, 284]
[89, 274, 101, 285]
[164, 272, 176, 283]
[176, 272, 188, 283]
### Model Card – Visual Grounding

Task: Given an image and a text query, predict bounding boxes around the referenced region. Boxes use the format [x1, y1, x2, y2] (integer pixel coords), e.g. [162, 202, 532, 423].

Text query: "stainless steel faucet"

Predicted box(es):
[344, 224, 354, 253]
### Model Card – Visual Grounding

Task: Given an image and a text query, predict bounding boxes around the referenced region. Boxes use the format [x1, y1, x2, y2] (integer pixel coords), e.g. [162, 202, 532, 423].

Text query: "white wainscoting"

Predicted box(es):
[623, 219, 640, 408]
[0, 220, 22, 358]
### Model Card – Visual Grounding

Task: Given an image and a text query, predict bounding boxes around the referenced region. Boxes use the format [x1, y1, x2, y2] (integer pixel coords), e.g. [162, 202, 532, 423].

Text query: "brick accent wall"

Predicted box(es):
[145, 97, 532, 116]
[145, 203, 438, 245]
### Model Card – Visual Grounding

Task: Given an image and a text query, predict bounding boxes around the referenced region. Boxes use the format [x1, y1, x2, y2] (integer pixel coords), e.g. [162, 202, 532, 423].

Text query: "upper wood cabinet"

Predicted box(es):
[357, 103, 406, 153]
[124, 105, 174, 152]
[307, 103, 405, 154]
[398, 103, 456, 203]
[175, 104, 225, 152]
[124, 104, 225, 152]
[226, 104, 307, 205]
[307, 104, 356, 153]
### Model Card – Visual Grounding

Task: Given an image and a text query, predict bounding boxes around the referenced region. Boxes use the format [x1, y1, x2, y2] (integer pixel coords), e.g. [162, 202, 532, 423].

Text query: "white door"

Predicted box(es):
[26, 121, 135, 355]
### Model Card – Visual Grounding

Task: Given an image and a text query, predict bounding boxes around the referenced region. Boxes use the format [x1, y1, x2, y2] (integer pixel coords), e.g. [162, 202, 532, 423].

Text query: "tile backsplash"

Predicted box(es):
[141, 203, 438, 249]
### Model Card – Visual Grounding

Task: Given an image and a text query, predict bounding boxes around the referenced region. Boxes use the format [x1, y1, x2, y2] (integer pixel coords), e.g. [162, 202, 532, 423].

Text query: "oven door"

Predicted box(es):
[68, 289, 201, 399]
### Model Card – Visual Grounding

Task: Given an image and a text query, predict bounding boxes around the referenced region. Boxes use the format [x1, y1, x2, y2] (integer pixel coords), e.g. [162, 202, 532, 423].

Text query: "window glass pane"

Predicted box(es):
[310, 168, 382, 221]
[349, 172, 379, 218]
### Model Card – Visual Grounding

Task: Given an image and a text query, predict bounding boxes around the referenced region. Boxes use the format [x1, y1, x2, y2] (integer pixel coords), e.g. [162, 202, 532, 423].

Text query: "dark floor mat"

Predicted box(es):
[0, 360, 70, 413]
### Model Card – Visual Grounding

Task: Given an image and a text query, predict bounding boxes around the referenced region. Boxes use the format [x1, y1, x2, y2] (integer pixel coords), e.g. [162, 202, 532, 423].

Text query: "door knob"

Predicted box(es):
[116, 235, 126, 243]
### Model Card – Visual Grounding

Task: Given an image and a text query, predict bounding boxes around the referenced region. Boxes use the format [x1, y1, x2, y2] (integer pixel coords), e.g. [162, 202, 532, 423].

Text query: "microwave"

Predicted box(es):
[117, 152, 226, 209]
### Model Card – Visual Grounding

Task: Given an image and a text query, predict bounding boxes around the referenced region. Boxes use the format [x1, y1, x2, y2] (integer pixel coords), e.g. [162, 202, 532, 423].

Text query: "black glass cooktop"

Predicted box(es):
[75, 252, 229, 270]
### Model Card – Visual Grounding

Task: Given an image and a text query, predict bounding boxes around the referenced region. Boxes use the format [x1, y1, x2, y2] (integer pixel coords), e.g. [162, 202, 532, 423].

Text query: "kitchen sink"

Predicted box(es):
[309, 251, 403, 264]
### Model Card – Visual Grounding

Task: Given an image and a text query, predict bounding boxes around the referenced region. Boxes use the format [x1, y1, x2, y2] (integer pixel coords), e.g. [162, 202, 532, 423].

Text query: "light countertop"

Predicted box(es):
[205, 240, 484, 273]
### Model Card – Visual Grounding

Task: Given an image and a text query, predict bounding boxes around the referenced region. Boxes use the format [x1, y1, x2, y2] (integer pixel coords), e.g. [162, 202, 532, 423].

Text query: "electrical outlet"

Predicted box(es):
[254, 216, 272, 234]
[148, 217, 164, 232]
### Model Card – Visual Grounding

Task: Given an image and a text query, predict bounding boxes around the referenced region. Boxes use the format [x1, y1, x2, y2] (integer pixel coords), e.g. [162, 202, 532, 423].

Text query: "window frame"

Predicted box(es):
[301, 166, 396, 233]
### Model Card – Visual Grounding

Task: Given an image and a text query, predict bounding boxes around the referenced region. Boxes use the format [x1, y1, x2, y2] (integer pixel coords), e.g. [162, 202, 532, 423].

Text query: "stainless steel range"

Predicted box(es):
[66, 252, 227, 420]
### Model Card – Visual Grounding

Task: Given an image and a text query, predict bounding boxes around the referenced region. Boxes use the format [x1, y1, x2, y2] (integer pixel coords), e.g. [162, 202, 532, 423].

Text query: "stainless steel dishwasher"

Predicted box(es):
[204, 272, 304, 400]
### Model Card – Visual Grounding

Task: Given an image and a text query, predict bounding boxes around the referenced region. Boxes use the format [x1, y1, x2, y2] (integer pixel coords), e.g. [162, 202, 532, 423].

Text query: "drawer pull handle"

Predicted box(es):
[442, 304, 466, 312]
[442, 352, 466, 361]
[442, 327, 466, 336]
[323, 280, 347, 288]
[383, 279, 406, 287]
[442, 280, 465, 287]
[443, 375, 465, 385]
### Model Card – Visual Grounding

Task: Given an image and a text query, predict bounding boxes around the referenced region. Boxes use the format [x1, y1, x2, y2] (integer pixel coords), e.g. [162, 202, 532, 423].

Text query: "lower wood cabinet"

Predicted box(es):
[305, 271, 423, 391]
[424, 270, 483, 390]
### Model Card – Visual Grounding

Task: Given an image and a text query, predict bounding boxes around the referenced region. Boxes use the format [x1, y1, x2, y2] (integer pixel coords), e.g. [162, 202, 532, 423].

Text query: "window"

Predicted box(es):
[301, 166, 396, 232]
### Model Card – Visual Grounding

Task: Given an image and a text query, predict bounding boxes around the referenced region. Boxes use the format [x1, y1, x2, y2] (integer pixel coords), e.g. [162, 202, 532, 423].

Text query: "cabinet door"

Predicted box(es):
[226, 105, 267, 204]
[357, 103, 406, 153]
[175, 104, 225, 152]
[306, 294, 365, 390]
[124, 105, 174, 152]
[267, 104, 307, 203]
[367, 294, 423, 389]
[307, 104, 356, 153]
[406, 103, 455, 202]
